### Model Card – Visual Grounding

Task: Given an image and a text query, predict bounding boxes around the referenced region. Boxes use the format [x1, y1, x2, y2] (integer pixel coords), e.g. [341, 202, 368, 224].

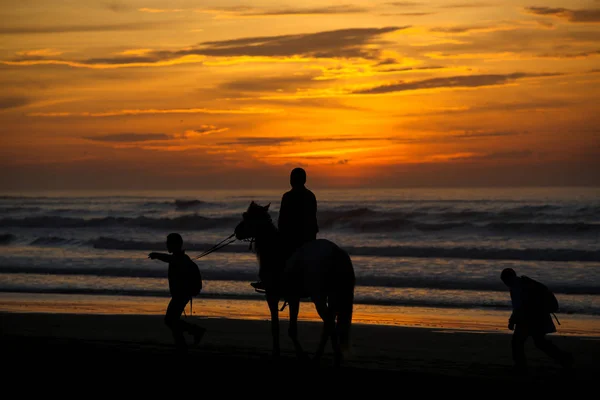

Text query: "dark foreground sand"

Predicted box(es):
[2, 311, 599, 392]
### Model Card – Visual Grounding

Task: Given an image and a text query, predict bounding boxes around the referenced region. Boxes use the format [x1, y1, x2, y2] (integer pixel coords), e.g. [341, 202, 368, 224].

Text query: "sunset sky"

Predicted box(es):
[1, 0, 599, 191]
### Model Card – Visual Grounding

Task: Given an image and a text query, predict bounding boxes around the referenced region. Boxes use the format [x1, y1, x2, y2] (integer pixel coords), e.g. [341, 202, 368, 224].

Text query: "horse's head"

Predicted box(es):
[234, 201, 272, 240]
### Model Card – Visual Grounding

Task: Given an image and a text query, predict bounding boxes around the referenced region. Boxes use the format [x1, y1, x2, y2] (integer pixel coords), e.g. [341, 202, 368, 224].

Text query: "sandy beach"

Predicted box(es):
[2, 295, 599, 390]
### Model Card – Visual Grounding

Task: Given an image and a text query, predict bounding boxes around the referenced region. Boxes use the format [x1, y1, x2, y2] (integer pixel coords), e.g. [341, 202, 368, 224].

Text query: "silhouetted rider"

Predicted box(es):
[278, 167, 318, 253]
[251, 167, 319, 290]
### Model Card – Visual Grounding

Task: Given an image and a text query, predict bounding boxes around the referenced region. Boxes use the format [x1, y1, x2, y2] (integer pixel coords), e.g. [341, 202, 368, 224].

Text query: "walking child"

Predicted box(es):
[149, 232, 205, 354]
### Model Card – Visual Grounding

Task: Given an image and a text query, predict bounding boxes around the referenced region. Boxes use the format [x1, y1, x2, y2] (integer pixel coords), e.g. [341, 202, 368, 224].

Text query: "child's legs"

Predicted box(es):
[165, 296, 189, 350]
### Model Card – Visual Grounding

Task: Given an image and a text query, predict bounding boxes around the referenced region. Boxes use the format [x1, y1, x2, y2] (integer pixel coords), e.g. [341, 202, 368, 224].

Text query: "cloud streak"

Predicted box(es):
[381, 12, 434, 16]
[525, 6, 600, 23]
[0, 96, 30, 110]
[401, 99, 572, 117]
[105, 2, 132, 13]
[538, 49, 600, 59]
[429, 24, 514, 34]
[138, 8, 184, 13]
[84, 126, 228, 143]
[0, 22, 171, 35]
[439, 2, 493, 9]
[386, 2, 423, 6]
[219, 75, 318, 92]
[229, 5, 369, 16]
[3, 27, 407, 69]
[448, 150, 534, 161]
[354, 72, 562, 94]
[195, 26, 406, 59]
[391, 131, 522, 144]
[84, 133, 171, 143]
[141, 5, 369, 18]
[218, 136, 391, 146]
[28, 107, 282, 118]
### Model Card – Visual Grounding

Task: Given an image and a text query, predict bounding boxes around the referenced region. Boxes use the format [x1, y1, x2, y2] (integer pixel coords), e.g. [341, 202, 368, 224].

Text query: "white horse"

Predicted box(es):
[234, 201, 355, 367]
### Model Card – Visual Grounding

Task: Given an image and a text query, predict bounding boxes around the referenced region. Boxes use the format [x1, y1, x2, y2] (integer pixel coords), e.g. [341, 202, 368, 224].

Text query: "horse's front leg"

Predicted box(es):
[287, 297, 306, 360]
[266, 293, 280, 358]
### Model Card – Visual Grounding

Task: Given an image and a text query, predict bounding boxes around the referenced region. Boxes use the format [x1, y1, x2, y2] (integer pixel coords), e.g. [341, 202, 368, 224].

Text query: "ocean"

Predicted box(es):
[1, 187, 599, 334]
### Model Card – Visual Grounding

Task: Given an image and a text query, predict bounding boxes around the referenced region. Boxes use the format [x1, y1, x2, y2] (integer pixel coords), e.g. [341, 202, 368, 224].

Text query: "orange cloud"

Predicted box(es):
[28, 107, 282, 117]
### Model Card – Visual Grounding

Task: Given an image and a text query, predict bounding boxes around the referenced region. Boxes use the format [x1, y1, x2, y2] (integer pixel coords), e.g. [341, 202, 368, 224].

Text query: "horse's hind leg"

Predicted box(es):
[312, 298, 337, 365]
[266, 293, 280, 358]
[287, 298, 306, 360]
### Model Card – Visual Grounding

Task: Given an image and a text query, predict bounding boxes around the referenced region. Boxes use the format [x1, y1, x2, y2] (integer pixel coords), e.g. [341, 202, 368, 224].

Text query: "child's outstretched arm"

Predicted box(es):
[148, 252, 172, 263]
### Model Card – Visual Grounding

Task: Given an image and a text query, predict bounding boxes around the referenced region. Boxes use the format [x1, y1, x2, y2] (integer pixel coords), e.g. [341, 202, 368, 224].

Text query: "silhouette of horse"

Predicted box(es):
[234, 201, 355, 367]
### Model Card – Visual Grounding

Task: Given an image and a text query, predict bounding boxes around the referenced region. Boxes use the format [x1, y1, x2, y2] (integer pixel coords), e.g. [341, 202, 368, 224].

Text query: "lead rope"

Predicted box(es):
[194, 233, 236, 260]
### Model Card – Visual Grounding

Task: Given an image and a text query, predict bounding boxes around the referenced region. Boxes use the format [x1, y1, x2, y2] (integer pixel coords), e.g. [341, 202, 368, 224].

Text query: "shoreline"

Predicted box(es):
[2, 292, 600, 337]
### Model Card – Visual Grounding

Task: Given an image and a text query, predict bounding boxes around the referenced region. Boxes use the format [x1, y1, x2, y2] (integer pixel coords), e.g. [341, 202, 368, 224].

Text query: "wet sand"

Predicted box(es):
[2, 307, 598, 391]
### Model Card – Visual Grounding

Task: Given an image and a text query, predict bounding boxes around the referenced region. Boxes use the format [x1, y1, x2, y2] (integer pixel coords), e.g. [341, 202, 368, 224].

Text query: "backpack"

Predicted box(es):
[186, 257, 203, 297]
[522, 275, 559, 313]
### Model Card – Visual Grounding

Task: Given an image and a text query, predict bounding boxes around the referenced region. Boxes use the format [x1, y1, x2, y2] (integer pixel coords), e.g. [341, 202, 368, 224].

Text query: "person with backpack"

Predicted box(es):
[500, 268, 573, 374]
[149, 232, 205, 355]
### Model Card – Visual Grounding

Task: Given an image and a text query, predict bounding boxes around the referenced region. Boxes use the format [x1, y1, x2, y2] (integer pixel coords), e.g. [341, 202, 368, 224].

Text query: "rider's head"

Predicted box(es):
[290, 167, 306, 188]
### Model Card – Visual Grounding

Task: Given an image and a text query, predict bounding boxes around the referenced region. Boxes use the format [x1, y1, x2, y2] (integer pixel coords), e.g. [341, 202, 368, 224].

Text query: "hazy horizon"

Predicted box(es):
[1, 186, 598, 199]
[1, 0, 599, 191]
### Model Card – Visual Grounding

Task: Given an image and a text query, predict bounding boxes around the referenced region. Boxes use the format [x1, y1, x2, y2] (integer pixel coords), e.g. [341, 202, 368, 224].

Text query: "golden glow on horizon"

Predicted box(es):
[1, 0, 599, 190]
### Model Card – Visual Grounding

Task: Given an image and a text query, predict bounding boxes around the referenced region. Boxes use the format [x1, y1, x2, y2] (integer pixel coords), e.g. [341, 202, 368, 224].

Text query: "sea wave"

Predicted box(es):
[91, 237, 600, 262]
[1, 265, 598, 294]
[0, 215, 238, 230]
[0, 235, 595, 262]
[346, 245, 600, 262]
[1, 213, 598, 235]
[174, 199, 221, 210]
[30, 236, 79, 246]
[0, 207, 42, 214]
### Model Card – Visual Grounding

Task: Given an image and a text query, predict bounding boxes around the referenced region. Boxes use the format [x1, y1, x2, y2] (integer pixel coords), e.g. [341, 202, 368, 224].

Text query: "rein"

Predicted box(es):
[194, 233, 237, 260]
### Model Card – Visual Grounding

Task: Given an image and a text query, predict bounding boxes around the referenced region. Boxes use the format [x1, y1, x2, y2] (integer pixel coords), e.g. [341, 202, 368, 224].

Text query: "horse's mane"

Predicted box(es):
[246, 202, 285, 280]
[246, 202, 278, 234]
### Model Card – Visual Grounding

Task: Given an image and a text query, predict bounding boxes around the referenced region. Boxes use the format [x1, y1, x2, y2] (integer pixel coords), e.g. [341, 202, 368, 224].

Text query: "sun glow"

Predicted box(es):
[1, 0, 598, 190]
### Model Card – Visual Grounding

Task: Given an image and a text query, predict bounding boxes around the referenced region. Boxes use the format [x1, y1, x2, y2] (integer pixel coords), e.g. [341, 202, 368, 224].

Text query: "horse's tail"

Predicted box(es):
[334, 246, 355, 352]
